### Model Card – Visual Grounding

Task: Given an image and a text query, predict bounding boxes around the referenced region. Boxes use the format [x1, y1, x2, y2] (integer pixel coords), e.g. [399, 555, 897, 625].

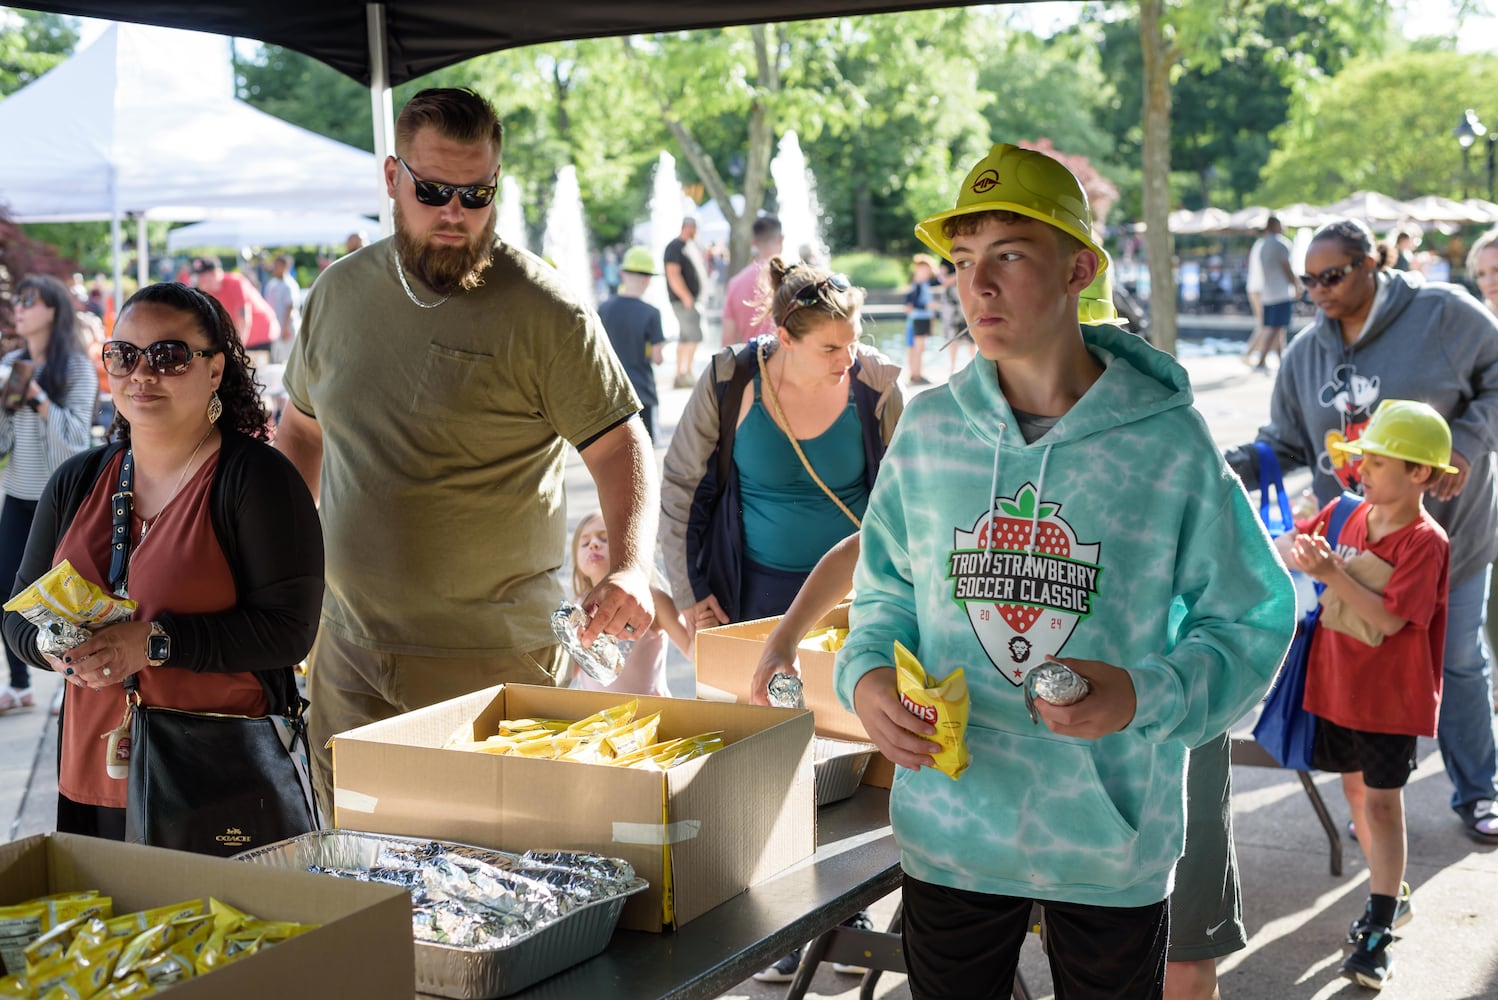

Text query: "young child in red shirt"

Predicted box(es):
[1277, 398, 1454, 991]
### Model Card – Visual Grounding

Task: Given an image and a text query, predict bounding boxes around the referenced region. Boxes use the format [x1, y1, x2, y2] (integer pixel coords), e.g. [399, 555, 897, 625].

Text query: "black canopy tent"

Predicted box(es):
[14, 1, 995, 86]
[14, 0, 999, 232]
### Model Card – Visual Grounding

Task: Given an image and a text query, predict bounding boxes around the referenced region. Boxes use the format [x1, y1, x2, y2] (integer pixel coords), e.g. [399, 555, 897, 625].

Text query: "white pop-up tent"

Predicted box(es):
[166, 212, 378, 253]
[0, 22, 381, 308]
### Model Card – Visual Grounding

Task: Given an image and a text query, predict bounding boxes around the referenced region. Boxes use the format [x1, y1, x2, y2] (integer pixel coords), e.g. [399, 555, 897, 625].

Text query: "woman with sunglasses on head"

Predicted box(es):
[0, 275, 100, 713]
[661, 257, 902, 984]
[1, 282, 321, 841]
[1227, 217, 1498, 847]
[662, 258, 903, 637]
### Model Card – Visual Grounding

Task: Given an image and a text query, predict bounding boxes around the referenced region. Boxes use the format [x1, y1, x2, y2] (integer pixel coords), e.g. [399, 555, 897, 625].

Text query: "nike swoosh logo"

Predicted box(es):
[1205, 919, 1228, 937]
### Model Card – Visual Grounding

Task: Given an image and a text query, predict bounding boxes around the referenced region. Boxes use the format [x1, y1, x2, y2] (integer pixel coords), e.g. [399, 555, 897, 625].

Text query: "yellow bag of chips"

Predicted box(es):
[894, 641, 970, 780]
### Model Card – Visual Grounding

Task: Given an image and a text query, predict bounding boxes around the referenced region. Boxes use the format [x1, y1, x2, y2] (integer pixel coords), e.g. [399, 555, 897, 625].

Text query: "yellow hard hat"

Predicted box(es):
[1330, 399, 1458, 474]
[1078, 254, 1128, 327]
[620, 245, 659, 275]
[915, 143, 1107, 272]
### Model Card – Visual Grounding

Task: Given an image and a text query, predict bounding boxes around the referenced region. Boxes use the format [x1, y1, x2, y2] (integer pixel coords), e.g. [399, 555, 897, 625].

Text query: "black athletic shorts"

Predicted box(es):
[901, 872, 1168, 999]
[1312, 718, 1418, 789]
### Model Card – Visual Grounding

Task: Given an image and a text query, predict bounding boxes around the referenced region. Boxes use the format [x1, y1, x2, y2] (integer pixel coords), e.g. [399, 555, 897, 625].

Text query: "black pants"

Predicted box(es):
[0, 496, 38, 690]
[57, 791, 127, 841]
[902, 872, 1169, 1000]
[740, 558, 812, 621]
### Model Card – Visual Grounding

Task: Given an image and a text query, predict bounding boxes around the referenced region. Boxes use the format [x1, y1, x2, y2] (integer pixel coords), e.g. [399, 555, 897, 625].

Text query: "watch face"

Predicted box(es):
[147, 634, 170, 662]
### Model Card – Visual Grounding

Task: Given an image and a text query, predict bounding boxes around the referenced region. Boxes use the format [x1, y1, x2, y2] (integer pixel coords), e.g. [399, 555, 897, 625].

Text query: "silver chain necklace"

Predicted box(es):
[394, 252, 450, 309]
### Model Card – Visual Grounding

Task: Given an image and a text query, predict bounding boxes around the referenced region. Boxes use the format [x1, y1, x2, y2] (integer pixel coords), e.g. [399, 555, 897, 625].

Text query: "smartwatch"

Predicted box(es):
[146, 621, 170, 666]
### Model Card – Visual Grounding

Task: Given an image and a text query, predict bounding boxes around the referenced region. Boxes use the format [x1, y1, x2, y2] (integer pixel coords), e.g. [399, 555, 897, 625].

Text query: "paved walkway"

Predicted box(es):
[2, 338, 1494, 998]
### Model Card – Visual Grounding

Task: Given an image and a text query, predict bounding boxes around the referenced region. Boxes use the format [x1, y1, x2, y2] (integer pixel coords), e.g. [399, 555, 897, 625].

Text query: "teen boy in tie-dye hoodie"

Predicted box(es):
[835, 144, 1296, 998]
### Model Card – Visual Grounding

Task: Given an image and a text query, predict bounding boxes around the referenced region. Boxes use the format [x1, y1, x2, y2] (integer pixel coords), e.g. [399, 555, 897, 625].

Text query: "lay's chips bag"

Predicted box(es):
[894, 641, 970, 780]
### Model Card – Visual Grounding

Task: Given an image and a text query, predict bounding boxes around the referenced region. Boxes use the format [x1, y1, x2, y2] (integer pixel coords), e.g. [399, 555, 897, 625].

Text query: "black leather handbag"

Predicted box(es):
[123, 684, 320, 856]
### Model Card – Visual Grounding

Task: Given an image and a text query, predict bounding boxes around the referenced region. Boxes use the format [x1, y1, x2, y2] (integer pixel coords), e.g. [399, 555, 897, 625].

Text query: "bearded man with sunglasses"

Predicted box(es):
[275, 88, 656, 814]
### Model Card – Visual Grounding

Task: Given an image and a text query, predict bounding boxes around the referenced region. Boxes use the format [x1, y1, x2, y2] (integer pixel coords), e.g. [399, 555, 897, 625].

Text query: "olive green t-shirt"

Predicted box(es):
[284, 238, 639, 655]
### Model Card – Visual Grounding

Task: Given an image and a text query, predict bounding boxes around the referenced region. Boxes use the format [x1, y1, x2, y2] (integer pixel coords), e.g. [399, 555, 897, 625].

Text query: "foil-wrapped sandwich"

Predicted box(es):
[1023, 659, 1091, 725]
[550, 601, 623, 685]
[308, 841, 637, 950]
[767, 672, 806, 709]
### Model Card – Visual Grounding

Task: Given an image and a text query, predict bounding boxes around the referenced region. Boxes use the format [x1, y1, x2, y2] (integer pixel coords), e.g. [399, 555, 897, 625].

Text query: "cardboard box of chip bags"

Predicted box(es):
[329, 684, 815, 932]
[695, 603, 895, 788]
[0, 832, 412, 998]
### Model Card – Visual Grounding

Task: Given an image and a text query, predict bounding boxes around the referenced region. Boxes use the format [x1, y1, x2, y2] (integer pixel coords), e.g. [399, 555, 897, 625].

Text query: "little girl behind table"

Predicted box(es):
[569, 512, 688, 697]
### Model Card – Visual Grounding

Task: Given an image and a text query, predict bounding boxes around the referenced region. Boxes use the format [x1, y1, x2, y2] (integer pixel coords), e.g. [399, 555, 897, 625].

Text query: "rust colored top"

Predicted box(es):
[55, 449, 267, 808]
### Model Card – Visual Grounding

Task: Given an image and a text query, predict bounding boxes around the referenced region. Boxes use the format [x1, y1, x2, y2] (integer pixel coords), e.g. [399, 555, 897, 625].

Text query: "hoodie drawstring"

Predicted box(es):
[985, 424, 1005, 550]
[1028, 445, 1053, 553]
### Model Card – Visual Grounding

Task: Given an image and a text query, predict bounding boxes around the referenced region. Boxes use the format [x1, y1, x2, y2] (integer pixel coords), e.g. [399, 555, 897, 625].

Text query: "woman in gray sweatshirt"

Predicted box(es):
[1228, 217, 1498, 845]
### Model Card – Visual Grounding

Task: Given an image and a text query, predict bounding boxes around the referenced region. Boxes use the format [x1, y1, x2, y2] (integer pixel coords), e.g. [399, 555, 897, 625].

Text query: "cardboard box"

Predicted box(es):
[0, 833, 412, 999]
[696, 603, 896, 788]
[330, 684, 815, 932]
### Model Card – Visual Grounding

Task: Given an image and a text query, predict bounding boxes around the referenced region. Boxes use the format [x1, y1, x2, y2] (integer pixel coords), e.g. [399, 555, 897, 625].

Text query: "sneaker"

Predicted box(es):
[1345, 883, 1413, 948]
[752, 949, 802, 983]
[1340, 924, 1394, 990]
[833, 910, 875, 975]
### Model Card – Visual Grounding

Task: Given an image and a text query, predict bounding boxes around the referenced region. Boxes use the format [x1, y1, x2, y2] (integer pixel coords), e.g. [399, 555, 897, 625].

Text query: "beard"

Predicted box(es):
[393, 202, 497, 295]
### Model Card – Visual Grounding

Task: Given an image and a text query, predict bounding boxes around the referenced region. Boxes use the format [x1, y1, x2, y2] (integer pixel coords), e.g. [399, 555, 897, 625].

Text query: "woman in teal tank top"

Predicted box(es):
[712, 258, 900, 623]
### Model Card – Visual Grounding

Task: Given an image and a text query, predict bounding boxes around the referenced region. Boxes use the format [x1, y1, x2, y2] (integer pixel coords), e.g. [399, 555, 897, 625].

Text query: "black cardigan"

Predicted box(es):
[1, 431, 323, 713]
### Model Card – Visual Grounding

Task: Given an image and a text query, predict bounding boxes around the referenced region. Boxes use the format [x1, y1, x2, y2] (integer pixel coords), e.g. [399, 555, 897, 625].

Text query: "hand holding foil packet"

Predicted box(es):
[549, 601, 623, 685]
[1023, 658, 1091, 725]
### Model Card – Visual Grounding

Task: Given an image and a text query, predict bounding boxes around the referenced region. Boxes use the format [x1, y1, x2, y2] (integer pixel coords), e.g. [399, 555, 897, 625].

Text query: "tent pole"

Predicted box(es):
[110, 166, 123, 324]
[136, 215, 149, 291]
[368, 3, 394, 237]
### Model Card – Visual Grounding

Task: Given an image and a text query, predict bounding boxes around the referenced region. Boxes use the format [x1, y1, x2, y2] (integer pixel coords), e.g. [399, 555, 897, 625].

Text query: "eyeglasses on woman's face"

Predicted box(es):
[778, 273, 853, 327]
[102, 340, 219, 377]
[13, 291, 40, 310]
[1299, 260, 1362, 291]
[397, 158, 498, 210]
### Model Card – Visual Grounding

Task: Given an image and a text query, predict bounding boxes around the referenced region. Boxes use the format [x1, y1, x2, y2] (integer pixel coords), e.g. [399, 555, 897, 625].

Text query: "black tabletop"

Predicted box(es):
[493, 786, 898, 1000]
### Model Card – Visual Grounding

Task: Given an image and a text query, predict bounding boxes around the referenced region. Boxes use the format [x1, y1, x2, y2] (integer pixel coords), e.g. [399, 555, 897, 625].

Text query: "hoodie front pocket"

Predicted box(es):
[891, 723, 1146, 894]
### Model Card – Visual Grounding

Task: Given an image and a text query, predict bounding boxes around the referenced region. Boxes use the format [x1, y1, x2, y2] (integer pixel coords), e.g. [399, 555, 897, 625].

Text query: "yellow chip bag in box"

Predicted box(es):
[894, 641, 970, 780]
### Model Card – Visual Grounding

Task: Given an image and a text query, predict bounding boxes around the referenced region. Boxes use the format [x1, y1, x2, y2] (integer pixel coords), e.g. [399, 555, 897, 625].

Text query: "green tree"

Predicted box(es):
[236, 45, 372, 151]
[0, 7, 77, 98]
[1258, 51, 1498, 204]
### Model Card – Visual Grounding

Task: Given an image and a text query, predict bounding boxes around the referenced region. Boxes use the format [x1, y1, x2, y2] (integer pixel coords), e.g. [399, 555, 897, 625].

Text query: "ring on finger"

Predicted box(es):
[102, 667, 111, 677]
[624, 623, 636, 634]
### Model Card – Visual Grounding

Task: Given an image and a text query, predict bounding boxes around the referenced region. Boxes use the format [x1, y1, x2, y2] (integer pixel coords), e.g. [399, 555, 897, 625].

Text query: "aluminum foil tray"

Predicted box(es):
[813, 737, 878, 805]
[235, 830, 647, 998]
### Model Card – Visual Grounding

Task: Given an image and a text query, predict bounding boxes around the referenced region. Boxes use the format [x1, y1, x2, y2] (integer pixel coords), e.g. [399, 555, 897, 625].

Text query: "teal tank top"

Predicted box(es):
[734, 378, 868, 571]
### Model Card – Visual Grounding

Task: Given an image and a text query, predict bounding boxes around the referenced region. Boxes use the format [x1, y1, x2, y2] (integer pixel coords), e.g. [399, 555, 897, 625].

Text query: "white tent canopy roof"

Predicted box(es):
[0, 23, 381, 223]
[166, 212, 378, 253]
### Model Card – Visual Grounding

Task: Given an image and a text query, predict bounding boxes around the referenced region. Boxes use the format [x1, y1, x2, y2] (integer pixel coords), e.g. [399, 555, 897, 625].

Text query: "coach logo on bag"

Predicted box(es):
[215, 827, 252, 846]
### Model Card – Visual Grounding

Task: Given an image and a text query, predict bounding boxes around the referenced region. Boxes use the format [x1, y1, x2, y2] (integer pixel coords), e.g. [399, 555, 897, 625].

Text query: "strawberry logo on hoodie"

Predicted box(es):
[948, 483, 1102, 685]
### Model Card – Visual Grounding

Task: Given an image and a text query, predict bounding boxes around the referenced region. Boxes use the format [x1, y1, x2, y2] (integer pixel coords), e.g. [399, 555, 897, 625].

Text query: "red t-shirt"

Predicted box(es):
[1300, 499, 1449, 738]
[721, 259, 773, 346]
[209, 273, 280, 349]
[53, 451, 267, 808]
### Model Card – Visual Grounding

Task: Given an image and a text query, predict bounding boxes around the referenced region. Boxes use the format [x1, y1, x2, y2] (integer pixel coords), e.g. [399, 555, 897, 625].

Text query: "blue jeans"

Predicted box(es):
[1438, 567, 1498, 810]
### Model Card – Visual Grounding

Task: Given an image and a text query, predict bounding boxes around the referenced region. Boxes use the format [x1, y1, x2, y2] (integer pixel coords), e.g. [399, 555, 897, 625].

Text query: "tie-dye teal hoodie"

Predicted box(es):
[835, 324, 1295, 908]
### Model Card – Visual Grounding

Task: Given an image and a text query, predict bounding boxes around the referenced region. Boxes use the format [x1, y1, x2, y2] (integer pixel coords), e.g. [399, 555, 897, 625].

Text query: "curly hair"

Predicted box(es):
[109, 282, 268, 444]
[753, 257, 866, 339]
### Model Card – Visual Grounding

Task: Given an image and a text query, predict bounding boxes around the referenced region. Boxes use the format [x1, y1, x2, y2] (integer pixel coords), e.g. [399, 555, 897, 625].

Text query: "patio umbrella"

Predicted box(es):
[1320, 191, 1420, 224]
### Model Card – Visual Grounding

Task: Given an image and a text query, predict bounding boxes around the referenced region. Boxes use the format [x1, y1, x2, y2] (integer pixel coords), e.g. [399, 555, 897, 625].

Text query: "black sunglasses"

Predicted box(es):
[778, 273, 853, 327]
[102, 340, 219, 377]
[14, 291, 40, 309]
[397, 158, 498, 210]
[1299, 260, 1362, 291]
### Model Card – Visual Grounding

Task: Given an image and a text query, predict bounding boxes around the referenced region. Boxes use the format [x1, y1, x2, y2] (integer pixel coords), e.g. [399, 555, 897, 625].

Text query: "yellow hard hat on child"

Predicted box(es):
[915, 143, 1107, 271]
[1078, 254, 1128, 327]
[621, 245, 659, 275]
[1330, 399, 1458, 474]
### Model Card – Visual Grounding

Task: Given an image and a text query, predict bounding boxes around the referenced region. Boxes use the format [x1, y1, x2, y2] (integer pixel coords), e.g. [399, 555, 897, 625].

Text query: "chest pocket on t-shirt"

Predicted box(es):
[413, 342, 495, 417]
